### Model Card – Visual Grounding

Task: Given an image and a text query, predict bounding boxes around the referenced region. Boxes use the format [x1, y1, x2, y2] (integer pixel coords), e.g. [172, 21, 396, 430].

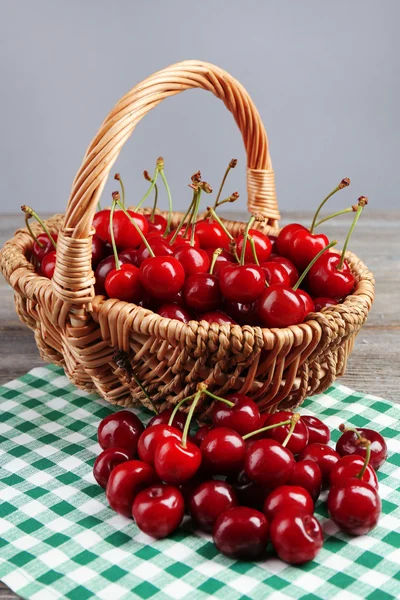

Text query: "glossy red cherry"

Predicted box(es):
[211, 394, 261, 437]
[94, 254, 130, 295]
[308, 252, 354, 299]
[140, 256, 185, 300]
[268, 235, 278, 253]
[263, 411, 309, 454]
[296, 289, 315, 316]
[260, 261, 290, 286]
[132, 484, 184, 538]
[220, 264, 265, 303]
[336, 427, 387, 470]
[106, 460, 159, 517]
[136, 237, 173, 265]
[199, 311, 237, 325]
[106, 210, 149, 249]
[263, 485, 314, 522]
[192, 424, 213, 447]
[93, 209, 111, 241]
[328, 478, 381, 535]
[195, 219, 230, 251]
[154, 438, 201, 484]
[276, 223, 307, 260]
[146, 213, 167, 233]
[137, 424, 182, 466]
[105, 263, 142, 303]
[225, 470, 270, 510]
[313, 297, 338, 311]
[269, 256, 299, 287]
[213, 507, 269, 559]
[98, 410, 144, 457]
[167, 229, 200, 249]
[245, 439, 295, 488]
[291, 229, 330, 270]
[330, 455, 378, 490]
[93, 447, 130, 489]
[204, 248, 235, 276]
[270, 509, 323, 564]
[189, 481, 238, 532]
[92, 235, 107, 268]
[236, 229, 272, 263]
[200, 427, 246, 475]
[223, 299, 259, 326]
[157, 303, 193, 323]
[289, 459, 322, 501]
[183, 273, 221, 312]
[147, 409, 186, 431]
[173, 246, 210, 277]
[298, 443, 340, 486]
[301, 415, 330, 445]
[257, 285, 305, 328]
[40, 251, 56, 279]
[32, 232, 58, 261]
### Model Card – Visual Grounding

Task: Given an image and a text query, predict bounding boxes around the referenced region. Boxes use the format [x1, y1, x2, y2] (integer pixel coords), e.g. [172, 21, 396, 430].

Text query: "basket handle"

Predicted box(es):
[52, 60, 280, 317]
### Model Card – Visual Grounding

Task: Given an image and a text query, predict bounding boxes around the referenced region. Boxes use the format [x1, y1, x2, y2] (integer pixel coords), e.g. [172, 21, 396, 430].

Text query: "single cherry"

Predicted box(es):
[298, 443, 340, 486]
[313, 297, 338, 311]
[106, 209, 149, 249]
[336, 426, 387, 470]
[195, 219, 230, 251]
[40, 251, 57, 279]
[260, 261, 290, 286]
[263, 411, 309, 454]
[32, 233, 58, 261]
[93, 209, 111, 241]
[192, 424, 213, 447]
[200, 427, 246, 475]
[257, 285, 305, 328]
[220, 264, 265, 303]
[146, 213, 167, 233]
[328, 478, 381, 535]
[276, 223, 307, 260]
[330, 455, 378, 490]
[200, 311, 237, 325]
[173, 246, 210, 277]
[98, 410, 144, 457]
[270, 509, 323, 564]
[263, 485, 314, 522]
[189, 481, 238, 532]
[291, 229, 330, 270]
[236, 229, 272, 263]
[92, 234, 107, 268]
[308, 252, 354, 299]
[154, 438, 201, 484]
[106, 459, 159, 517]
[105, 263, 143, 303]
[269, 256, 299, 287]
[210, 393, 261, 437]
[157, 303, 193, 323]
[93, 447, 130, 489]
[301, 415, 330, 445]
[225, 470, 270, 510]
[136, 237, 174, 265]
[289, 459, 322, 501]
[183, 273, 222, 312]
[213, 507, 269, 559]
[94, 254, 130, 295]
[137, 424, 182, 466]
[132, 484, 184, 538]
[147, 409, 186, 431]
[140, 256, 185, 300]
[245, 439, 295, 488]
[223, 299, 259, 326]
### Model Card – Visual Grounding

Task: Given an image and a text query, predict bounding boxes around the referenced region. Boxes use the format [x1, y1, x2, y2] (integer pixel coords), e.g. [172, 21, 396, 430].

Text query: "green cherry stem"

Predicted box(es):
[21, 205, 57, 250]
[169, 192, 197, 246]
[213, 159, 237, 209]
[248, 236, 260, 265]
[190, 189, 202, 246]
[157, 158, 173, 235]
[114, 173, 125, 207]
[149, 182, 159, 223]
[207, 207, 234, 241]
[240, 216, 256, 265]
[314, 206, 355, 229]
[338, 196, 367, 271]
[181, 390, 203, 448]
[292, 240, 338, 290]
[242, 418, 293, 440]
[109, 199, 120, 270]
[338, 423, 364, 441]
[132, 373, 158, 414]
[356, 440, 372, 479]
[202, 387, 234, 407]
[24, 214, 43, 248]
[282, 413, 301, 447]
[113, 193, 155, 257]
[167, 393, 195, 427]
[215, 191, 240, 209]
[209, 248, 223, 275]
[135, 167, 158, 211]
[310, 178, 351, 233]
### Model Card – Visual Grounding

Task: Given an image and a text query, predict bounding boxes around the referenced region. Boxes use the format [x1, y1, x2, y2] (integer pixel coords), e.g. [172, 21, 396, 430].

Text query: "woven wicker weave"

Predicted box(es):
[0, 60, 375, 416]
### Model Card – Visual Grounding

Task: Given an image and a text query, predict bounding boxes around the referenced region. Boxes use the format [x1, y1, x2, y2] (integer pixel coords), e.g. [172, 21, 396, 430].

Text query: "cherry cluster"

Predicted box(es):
[93, 387, 387, 563]
[24, 160, 368, 329]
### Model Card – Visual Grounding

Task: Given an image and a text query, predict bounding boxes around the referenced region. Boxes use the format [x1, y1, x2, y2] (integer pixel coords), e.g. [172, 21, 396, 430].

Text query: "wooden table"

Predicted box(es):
[1, 211, 399, 599]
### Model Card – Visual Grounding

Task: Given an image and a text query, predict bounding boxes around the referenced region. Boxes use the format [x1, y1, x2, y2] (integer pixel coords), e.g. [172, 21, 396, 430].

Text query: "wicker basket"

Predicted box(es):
[0, 60, 375, 417]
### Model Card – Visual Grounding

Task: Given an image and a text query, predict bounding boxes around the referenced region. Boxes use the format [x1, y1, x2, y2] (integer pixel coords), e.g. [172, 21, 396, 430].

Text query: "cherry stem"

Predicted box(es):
[114, 174, 125, 207]
[158, 165, 173, 235]
[150, 182, 159, 223]
[114, 196, 155, 257]
[190, 189, 202, 245]
[339, 424, 363, 441]
[181, 390, 202, 448]
[209, 248, 223, 275]
[282, 413, 301, 447]
[242, 418, 293, 440]
[167, 393, 195, 427]
[215, 192, 240, 209]
[314, 206, 355, 229]
[132, 373, 158, 414]
[338, 200, 366, 271]
[21, 206, 57, 250]
[292, 240, 338, 290]
[169, 193, 196, 245]
[135, 167, 158, 211]
[24, 214, 43, 248]
[213, 159, 237, 210]
[248, 236, 259, 265]
[207, 208, 234, 241]
[202, 388, 235, 407]
[310, 178, 350, 233]
[109, 200, 120, 270]
[240, 216, 256, 265]
[356, 439, 371, 479]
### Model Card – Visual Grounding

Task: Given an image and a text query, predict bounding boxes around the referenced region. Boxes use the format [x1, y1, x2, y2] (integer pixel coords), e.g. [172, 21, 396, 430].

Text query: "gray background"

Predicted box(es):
[0, 0, 398, 218]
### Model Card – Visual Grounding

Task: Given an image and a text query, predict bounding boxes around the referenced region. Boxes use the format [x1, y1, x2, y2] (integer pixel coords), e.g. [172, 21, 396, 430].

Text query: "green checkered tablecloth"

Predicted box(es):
[0, 366, 399, 600]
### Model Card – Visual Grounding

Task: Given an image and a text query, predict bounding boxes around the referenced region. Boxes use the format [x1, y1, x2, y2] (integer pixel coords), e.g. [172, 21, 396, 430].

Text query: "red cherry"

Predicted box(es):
[220, 264, 265, 303]
[328, 478, 381, 535]
[154, 438, 201, 484]
[192, 424, 213, 447]
[213, 507, 269, 559]
[200, 427, 246, 475]
[195, 219, 230, 250]
[97, 410, 144, 457]
[167, 229, 200, 248]
[40, 251, 57, 279]
[140, 256, 185, 300]
[298, 443, 340, 486]
[296, 289, 315, 316]
[260, 262, 290, 286]
[301, 415, 330, 445]
[270, 509, 323, 564]
[289, 459, 322, 501]
[336, 427, 387, 470]
[269, 256, 299, 287]
[291, 229, 330, 270]
[313, 297, 338, 311]
[132, 484, 184, 538]
[92, 235, 107, 268]
[257, 285, 305, 328]
[173, 246, 210, 277]
[32, 232, 58, 261]
[268, 235, 278, 253]
[211, 394, 261, 437]
[308, 252, 354, 299]
[147, 409, 186, 431]
[137, 424, 182, 465]
[200, 311, 237, 325]
[330, 455, 378, 489]
[146, 213, 167, 233]
[263, 485, 314, 522]
[93, 209, 111, 241]
[136, 237, 174, 265]
[223, 299, 259, 326]
[106, 210, 148, 249]
[225, 470, 270, 510]
[157, 303, 193, 323]
[189, 481, 238, 532]
[276, 223, 307, 260]
[204, 248, 235, 276]
[236, 229, 272, 263]
[93, 447, 130, 488]
[105, 264, 143, 303]
[263, 411, 309, 454]
[245, 439, 295, 488]
[183, 273, 222, 312]
[94, 254, 131, 295]
[106, 460, 159, 517]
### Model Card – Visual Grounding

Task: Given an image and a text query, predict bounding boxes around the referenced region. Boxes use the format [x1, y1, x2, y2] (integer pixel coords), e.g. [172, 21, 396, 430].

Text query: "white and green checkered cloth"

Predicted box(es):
[0, 365, 399, 600]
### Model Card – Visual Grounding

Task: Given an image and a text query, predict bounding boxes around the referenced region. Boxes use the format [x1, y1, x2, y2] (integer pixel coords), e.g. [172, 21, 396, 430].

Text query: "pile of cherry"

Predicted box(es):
[93, 387, 387, 563]
[24, 159, 368, 328]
